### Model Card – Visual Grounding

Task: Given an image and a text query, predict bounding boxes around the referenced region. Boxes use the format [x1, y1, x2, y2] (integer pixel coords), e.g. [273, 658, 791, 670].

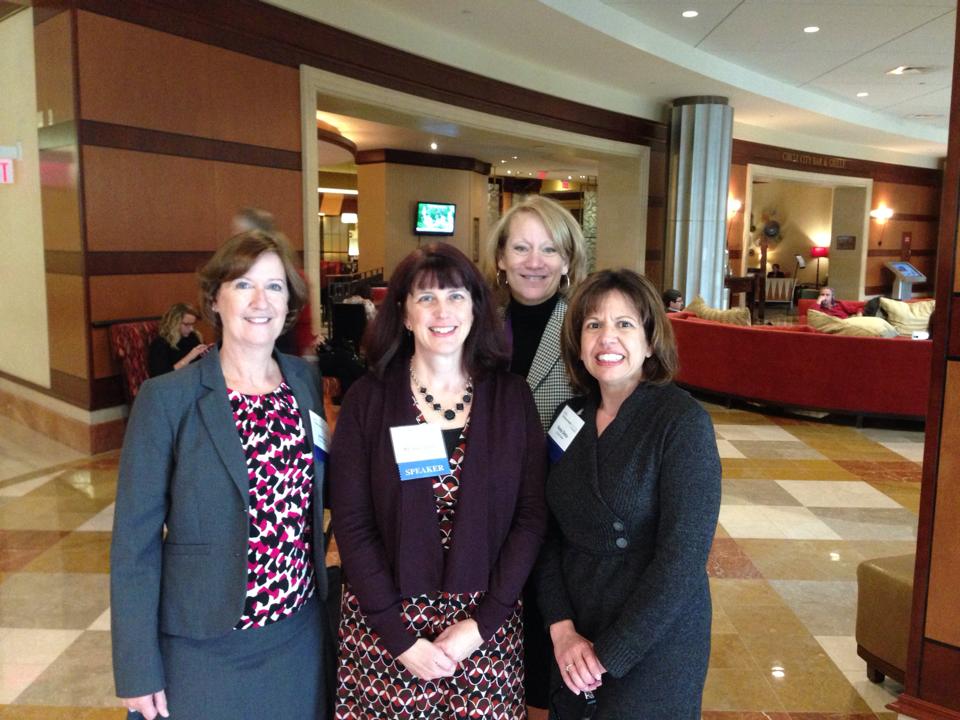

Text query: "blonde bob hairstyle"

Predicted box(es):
[561, 269, 678, 395]
[198, 230, 308, 335]
[488, 195, 588, 296]
[158, 302, 202, 348]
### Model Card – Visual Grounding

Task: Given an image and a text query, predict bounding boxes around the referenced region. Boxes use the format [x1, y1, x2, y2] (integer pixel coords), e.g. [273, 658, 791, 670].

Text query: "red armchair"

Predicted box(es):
[109, 320, 159, 404]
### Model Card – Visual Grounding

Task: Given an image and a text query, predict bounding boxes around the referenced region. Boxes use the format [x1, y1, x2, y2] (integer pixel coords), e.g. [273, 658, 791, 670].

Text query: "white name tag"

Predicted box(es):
[547, 405, 585, 462]
[389, 423, 452, 481]
[309, 410, 330, 462]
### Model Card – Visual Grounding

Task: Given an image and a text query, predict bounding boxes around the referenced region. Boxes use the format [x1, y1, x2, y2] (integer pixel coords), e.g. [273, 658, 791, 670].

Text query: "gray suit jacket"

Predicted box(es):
[522, 297, 575, 429]
[110, 346, 328, 698]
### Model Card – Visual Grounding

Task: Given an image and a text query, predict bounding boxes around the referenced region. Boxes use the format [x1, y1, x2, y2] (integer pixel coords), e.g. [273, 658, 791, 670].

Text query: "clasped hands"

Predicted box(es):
[551, 620, 607, 695]
[397, 618, 483, 681]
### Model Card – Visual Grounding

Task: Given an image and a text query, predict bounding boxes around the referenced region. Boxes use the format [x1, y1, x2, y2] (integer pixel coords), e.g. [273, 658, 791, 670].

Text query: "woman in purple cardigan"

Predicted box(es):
[329, 242, 547, 719]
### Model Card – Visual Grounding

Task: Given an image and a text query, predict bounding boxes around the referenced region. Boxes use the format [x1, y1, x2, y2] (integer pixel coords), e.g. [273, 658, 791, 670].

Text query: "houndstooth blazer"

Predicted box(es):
[521, 297, 575, 430]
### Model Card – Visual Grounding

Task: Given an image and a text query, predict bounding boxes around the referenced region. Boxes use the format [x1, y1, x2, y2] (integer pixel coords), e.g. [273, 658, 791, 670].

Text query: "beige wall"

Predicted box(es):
[830, 186, 869, 300]
[595, 154, 647, 272]
[357, 161, 488, 277]
[750, 180, 834, 286]
[0, 9, 51, 386]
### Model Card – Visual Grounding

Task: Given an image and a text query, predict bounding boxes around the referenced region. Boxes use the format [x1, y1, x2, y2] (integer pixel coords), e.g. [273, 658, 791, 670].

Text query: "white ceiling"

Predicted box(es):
[273, 0, 956, 166]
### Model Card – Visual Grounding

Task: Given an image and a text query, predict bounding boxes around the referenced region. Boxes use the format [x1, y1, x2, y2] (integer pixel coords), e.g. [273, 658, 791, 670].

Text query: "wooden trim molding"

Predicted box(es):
[317, 127, 356, 157]
[890, 694, 960, 719]
[949, 296, 960, 358]
[732, 139, 942, 186]
[72, 0, 667, 148]
[85, 251, 212, 276]
[79, 120, 302, 170]
[895, 212, 940, 223]
[864, 282, 933, 295]
[356, 149, 491, 175]
[645, 248, 663, 262]
[45, 250, 84, 275]
[867, 248, 936, 258]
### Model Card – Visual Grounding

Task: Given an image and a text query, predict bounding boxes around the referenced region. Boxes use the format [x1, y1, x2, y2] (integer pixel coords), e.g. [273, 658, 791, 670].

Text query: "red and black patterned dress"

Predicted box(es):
[227, 382, 316, 628]
[336, 409, 525, 720]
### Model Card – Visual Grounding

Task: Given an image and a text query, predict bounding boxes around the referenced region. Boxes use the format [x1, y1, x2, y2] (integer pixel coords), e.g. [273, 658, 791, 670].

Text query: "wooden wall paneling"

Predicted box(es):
[77, 11, 301, 151]
[39, 145, 82, 251]
[83, 146, 219, 251]
[73, 0, 666, 148]
[46, 272, 88, 379]
[924, 360, 960, 647]
[33, 9, 75, 127]
[873, 181, 941, 216]
[88, 273, 202, 324]
[212, 162, 303, 248]
[83, 147, 303, 252]
[895, 10, 960, 714]
[90, 326, 118, 378]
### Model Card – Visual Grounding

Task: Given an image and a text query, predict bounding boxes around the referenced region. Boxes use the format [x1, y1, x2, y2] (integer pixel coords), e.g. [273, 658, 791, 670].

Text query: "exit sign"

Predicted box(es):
[0, 159, 13, 184]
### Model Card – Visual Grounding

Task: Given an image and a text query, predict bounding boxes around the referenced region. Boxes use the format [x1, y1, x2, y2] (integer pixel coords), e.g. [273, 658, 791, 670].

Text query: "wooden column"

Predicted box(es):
[890, 8, 960, 719]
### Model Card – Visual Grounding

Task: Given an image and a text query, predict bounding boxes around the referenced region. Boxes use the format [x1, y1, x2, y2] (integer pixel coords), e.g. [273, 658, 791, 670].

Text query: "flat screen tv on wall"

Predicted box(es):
[414, 201, 456, 236]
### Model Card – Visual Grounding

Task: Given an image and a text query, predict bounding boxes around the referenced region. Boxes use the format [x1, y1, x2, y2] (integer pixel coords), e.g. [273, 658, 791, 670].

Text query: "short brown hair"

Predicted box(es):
[488, 195, 588, 295]
[562, 269, 678, 394]
[198, 230, 307, 334]
[365, 242, 509, 380]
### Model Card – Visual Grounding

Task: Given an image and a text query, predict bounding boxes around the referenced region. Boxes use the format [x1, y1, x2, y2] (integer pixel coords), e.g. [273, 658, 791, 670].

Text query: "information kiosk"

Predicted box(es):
[884, 261, 926, 300]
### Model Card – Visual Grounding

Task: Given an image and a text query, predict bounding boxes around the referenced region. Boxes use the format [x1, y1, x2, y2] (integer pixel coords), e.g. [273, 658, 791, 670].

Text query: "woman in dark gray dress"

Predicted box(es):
[538, 269, 721, 720]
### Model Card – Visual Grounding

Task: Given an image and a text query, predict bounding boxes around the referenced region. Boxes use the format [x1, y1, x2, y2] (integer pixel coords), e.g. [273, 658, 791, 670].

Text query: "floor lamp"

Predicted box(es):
[811, 246, 829, 287]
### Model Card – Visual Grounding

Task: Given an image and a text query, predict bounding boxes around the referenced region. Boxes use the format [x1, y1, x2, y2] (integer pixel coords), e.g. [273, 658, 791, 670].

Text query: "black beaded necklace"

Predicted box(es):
[410, 370, 473, 421]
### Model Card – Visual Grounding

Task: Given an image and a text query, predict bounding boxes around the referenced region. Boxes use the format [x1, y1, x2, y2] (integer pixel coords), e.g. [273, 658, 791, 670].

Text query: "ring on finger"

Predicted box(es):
[564, 663, 574, 671]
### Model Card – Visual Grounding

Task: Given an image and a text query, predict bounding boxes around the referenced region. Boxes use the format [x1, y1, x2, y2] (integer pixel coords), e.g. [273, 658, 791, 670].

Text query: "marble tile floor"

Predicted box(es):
[0, 401, 923, 719]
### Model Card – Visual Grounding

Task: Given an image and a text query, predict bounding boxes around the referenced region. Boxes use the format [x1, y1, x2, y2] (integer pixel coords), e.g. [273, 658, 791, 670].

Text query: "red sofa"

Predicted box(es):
[668, 313, 932, 419]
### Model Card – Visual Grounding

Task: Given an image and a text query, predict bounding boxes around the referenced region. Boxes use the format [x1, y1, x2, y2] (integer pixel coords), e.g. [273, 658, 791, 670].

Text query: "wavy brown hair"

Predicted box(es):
[198, 230, 307, 335]
[562, 269, 678, 395]
[365, 243, 509, 380]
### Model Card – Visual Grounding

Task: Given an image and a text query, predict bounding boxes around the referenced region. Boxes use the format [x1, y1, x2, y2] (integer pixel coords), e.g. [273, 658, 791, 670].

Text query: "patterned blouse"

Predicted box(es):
[228, 382, 316, 629]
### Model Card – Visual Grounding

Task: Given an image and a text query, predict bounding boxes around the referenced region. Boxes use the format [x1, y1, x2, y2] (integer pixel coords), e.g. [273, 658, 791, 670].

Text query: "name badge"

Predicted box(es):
[547, 405, 585, 463]
[389, 423, 452, 481]
[309, 410, 330, 463]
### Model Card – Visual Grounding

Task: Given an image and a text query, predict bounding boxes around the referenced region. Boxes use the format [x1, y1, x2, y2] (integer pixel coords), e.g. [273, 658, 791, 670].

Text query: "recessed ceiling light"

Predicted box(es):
[681, 10, 699, 18]
[887, 65, 927, 75]
[429, 142, 438, 150]
[803, 26, 819, 33]
[567, 175, 573, 180]
[500, 159, 507, 164]
[512, 155, 518, 160]
[856, 91, 869, 98]
[506, 170, 512, 175]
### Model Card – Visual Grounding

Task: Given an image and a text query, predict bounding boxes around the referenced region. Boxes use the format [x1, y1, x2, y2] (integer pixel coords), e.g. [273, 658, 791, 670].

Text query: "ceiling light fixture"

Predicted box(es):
[429, 142, 438, 150]
[856, 91, 869, 98]
[512, 155, 518, 160]
[500, 159, 507, 164]
[803, 26, 819, 33]
[317, 187, 359, 195]
[681, 10, 699, 18]
[887, 65, 927, 75]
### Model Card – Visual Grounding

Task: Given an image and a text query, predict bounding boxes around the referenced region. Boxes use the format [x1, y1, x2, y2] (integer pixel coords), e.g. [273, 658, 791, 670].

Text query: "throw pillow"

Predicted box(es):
[879, 298, 934, 336]
[807, 309, 898, 337]
[686, 296, 751, 326]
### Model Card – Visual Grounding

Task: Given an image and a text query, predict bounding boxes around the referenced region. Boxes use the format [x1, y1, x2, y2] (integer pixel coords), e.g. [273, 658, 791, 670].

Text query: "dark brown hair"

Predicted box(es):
[562, 269, 678, 394]
[198, 230, 307, 334]
[365, 242, 509, 379]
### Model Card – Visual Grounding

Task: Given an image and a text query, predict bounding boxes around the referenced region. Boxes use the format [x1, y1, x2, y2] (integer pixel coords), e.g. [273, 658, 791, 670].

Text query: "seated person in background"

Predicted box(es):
[342, 282, 377, 321]
[767, 263, 786, 278]
[663, 288, 684, 313]
[816, 286, 862, 319]
[147, 302, 208, 377]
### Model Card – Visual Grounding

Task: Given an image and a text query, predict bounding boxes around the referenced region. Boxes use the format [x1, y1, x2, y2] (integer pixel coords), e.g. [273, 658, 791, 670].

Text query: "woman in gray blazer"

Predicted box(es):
[111, 231, 329, 719]
[488, 195, 587, 712]
[539, 270, 721, 719]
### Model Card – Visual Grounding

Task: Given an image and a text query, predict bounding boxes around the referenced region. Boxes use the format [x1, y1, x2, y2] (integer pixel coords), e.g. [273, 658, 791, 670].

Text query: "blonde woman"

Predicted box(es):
[147, 302, 209, 377]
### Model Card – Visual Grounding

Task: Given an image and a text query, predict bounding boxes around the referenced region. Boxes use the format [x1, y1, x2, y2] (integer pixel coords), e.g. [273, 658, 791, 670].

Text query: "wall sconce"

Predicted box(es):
[727, 197, 742, 216]
[340, 212, 358, 224]
[870, 205, 895, 223]
[810, 245, 829, 288]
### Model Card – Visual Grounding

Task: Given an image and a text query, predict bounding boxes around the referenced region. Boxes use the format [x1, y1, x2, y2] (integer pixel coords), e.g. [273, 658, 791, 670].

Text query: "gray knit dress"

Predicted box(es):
[538, 382, 721, 720]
